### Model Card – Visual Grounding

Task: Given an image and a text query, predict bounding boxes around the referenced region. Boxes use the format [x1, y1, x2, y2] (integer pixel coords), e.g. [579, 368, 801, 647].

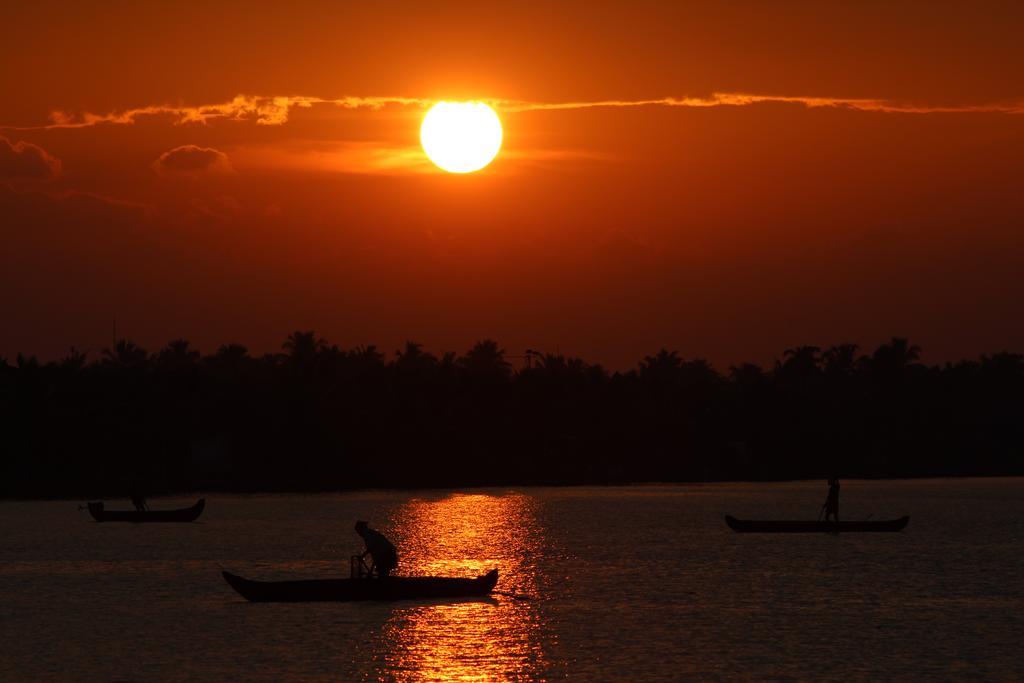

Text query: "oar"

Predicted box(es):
[492, 590, 532, 601]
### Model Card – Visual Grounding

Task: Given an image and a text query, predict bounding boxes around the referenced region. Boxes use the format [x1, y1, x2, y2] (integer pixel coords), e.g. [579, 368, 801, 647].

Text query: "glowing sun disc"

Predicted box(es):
[420, 101, 503, 173]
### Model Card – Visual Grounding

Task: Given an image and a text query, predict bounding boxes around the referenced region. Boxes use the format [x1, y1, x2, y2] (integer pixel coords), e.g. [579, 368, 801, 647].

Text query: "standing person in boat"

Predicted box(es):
[823, 476, 840, 523]
[130, 492, 148, 512]
[355, 520, 398, 578]
[128, 473, 148, 512]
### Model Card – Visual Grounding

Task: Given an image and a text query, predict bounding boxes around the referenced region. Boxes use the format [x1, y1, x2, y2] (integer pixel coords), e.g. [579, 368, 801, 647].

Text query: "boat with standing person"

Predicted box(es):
[724, 515, 909, 533]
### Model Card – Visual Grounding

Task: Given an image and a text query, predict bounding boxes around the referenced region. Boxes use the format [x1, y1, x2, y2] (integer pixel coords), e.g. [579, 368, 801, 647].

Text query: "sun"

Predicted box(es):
[420, 101, 503, 173]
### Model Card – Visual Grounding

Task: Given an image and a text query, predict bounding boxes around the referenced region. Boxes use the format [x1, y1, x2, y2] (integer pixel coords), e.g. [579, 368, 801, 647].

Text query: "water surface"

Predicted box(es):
[2, 479, 1022, 680]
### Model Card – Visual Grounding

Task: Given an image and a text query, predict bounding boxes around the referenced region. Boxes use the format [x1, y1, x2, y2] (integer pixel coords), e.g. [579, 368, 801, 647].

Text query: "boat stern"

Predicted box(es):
[479, 569, 499, 592]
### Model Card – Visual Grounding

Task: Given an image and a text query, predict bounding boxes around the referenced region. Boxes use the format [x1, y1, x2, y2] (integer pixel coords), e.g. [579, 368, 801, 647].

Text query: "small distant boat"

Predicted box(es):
[222, 569, 500, 603]
[725, 515, 909, 533]
[87, 499, 205, 523]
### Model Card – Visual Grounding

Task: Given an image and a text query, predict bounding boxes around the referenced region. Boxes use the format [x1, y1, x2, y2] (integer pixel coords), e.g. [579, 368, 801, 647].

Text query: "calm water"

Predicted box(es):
[2, 480, 1022, 681]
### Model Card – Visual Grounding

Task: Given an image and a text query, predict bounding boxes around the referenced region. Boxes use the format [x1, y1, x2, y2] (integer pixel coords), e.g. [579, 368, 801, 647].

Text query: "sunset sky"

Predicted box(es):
[3, 1, 1023, 369]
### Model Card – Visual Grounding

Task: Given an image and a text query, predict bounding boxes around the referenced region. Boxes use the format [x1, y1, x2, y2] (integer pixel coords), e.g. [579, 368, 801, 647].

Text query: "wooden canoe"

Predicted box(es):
[222, 568, 499, 603]
[88, 498, 205, 523]
[725, 515, 909, 533]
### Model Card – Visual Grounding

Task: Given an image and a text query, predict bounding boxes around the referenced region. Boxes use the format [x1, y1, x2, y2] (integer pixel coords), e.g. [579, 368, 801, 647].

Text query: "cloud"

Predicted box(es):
[185, 195, 242, 222]
[3, 91, 1020, 178]
[4, 95, 429, 131]
[0, 184, 156, 357]
[153, 145, 233, 176]
[236, 141, 433, 176]
[0, 136, 61, 180]
[234, 140, 605, 176]
[52, 189, 154, 219]
[498, 93, 1024, 115]
[3, 92, 1022, 133]
[0, 184, 153, 231]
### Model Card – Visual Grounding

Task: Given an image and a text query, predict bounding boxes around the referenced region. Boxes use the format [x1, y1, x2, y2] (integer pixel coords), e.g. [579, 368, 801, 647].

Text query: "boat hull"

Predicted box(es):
[222, 569, 499, 603]
[725, 515, 909, 533]
[88, 499, 205, 523]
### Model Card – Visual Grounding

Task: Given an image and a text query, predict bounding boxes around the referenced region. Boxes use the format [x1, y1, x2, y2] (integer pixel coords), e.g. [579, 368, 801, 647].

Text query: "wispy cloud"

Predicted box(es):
[233, 141, 435, 176]
[3, 92, 1022, 132]
[1, 183, 154, 220]
[498, 93, 1024, 115]
[4, 96, 430, 131]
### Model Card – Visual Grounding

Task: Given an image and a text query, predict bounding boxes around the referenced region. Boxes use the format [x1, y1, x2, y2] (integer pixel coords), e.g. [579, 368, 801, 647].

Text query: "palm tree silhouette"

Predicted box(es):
[212, 343, 249, 363]
[349, 344, 385, 368]
[101, 340, 148, 368]
[679, 358, 718, 385]
[777, 346, 821, 378]
[58, 347, 88, 372]
[729, 362, 766, 387]
[639, 349, 683, 381]
[282, 331, 327, 369]
[823, 344, 859, 375]
[438, 351, 458, 371]
[868, 337, 922, 379]
[394, 342, 438, 372]
[980, 351, 1024, 376]
[157, 339, 200, 368]
[460, 340, 511, 379]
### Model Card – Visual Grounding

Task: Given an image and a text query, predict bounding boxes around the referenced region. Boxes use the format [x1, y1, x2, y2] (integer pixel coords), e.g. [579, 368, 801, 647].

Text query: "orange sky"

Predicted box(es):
[3, 1, 1024, 369]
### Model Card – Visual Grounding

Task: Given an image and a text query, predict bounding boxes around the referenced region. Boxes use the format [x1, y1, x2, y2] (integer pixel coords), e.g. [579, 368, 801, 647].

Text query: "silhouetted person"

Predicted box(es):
[355, 520, 398, 578]
[130, 493, 148, 512]
[823, 476, 840, 523]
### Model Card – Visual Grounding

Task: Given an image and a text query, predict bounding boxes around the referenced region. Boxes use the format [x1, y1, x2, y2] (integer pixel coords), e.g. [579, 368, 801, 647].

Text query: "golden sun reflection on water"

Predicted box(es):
[372, 493, 547, 682]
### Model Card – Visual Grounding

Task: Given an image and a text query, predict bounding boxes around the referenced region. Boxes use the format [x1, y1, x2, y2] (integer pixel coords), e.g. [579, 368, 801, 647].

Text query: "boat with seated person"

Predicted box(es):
[87, 498, 205, 523]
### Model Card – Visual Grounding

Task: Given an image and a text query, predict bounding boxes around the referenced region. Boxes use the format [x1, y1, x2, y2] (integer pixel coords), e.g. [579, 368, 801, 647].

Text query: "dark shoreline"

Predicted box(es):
[5, 334, 1022, 499]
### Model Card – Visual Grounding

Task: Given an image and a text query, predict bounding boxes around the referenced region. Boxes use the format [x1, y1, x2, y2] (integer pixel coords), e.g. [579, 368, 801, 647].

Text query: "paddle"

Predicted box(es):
[492, 590, 532, 601]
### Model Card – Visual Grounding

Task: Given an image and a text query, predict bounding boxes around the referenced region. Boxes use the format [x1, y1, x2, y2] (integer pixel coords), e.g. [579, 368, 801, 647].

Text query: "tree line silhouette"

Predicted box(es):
[2, 333, 1022, 497]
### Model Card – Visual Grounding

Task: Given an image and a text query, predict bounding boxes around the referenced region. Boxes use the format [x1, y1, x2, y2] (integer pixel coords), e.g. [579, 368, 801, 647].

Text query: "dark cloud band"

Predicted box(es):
[0, 136, 61, 180]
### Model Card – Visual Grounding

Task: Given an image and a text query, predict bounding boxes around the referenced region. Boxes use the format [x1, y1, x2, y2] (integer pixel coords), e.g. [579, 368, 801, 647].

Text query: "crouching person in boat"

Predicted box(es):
[355, 520, 398, 578]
